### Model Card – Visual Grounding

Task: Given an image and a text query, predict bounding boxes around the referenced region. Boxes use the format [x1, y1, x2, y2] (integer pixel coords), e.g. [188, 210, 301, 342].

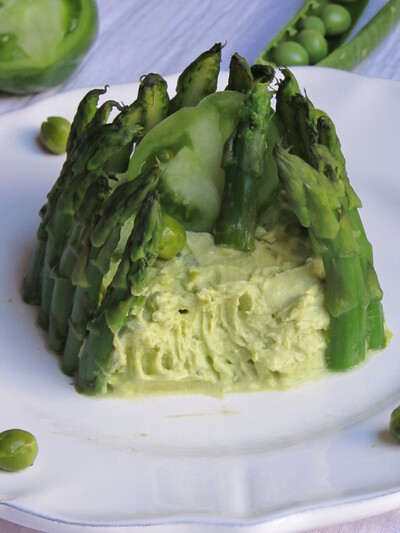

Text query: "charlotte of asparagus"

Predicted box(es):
[22, 45, 388, 394]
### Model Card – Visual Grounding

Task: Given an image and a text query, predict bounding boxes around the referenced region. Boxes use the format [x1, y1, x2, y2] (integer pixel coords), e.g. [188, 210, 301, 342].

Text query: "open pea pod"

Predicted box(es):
[255, 0, 369, 67]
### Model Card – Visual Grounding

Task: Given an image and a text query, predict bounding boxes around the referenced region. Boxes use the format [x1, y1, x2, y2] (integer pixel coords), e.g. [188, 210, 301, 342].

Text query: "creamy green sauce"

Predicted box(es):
[106, 210, 330, 397]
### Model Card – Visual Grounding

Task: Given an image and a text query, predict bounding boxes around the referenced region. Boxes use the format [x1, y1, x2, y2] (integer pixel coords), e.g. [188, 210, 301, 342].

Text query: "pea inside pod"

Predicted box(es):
[296, 29, 329, 64]
[256, 0, 369, 67]
[321, 4, 352, 36]
[0, 429, 38, 472]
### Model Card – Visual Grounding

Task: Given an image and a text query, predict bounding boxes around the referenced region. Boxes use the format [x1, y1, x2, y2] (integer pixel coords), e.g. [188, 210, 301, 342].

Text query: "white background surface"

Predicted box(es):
[1, 1, 400, 532]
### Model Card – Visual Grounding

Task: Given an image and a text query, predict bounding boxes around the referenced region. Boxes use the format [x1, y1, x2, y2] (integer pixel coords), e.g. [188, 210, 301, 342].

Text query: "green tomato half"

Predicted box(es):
[0, 0, 98, 94]
[128, 91, 245, 233]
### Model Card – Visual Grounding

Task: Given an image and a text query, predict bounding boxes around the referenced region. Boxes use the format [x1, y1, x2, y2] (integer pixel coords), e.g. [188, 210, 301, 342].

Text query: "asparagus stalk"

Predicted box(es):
[47, 177, 110, 354]
[250, 64, 275, 85]
[315, 116, 385, 350]
[105, 73, 169, 173]
[225, 54, 276, 92]
[36, 98, 120, 329]
[40, 111, 143, 330]
[168, 42, 222, 114]
[225, 53, 254, 93]
[137, 73, 170, 132]
[274, 144, 369, 370]
[215, 82, 274, 251]
[276, 69, 386, 359]
[275, 68, 304, 158]
[76, 189, 162, 395]
[61, 166, 160, 376]
[22, 88, 108, 305]
[66, 87, 109, 154]
[46, 111, 144, 340]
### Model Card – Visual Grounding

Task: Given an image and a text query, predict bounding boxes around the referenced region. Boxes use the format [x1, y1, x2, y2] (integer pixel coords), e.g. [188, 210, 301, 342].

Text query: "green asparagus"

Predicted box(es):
[76, 189, 162, 395]
[315, 116, 385, 351]
[62, 166, 160, 376]
[22, 87, 107, 305]
[21, 48, 388, 395]
[215, 82, 274, 251]
[42, 112, 143, 332]
[168, 42, 222, 114]
[274, 144, 369, 369]
[225, 53, 254, 93]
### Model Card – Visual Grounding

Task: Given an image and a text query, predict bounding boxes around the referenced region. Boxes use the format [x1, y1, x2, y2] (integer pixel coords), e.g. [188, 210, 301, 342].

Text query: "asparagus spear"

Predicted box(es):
[275, 68, 304, 158]
[40, 111, 143, 330]
[45, 110, 144, 336]
[62, 166, 160, 376]
[22, 88, 108, 305]
[36, 98, 119, 328]
[76, 189, 162, 395]
[225, 54, 276, 91]
[274, 144, 369, 370]
[225, 53, 254, 93]
[66, 87, 109, 154]
[276, 69, 386, 357]
[105, 73, 169, 173]
[137, 73, 170, 132]
[250, 64, 275, 85]
[315, 116, 385, 351]
[47, 177, 110, 354]
[215, 82, 274, 251]
[168, 42, 222, 114]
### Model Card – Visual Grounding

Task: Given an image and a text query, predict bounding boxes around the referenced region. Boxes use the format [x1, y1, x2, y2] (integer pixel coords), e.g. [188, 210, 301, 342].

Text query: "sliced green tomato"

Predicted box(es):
[0, 0, 98, 94]
[128, 91, 244, 232]
[197, 90, 245, 140]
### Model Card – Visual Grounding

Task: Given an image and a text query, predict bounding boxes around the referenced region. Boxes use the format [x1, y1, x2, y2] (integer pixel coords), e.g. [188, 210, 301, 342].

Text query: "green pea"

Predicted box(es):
[297, 15, 326, 35]
[390, 405, 400, 441]
[158, 214, 187, 260]
[0, 429, 38, 472]
[39, 116, 71, 154]
[274, 41, 309, 66]
[296, 29, 328, 64]
[321, 4, 352, 36]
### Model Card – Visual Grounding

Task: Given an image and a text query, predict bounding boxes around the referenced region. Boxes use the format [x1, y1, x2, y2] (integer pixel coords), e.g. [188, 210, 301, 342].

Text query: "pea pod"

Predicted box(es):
[255, 0, 370, 66]
[318, 0, 400, 70]
[0, 429, 38, 472]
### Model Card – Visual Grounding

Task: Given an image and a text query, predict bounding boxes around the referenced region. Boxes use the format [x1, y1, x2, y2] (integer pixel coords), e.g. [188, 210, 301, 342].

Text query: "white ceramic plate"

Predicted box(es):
[1, 68, 400, 533]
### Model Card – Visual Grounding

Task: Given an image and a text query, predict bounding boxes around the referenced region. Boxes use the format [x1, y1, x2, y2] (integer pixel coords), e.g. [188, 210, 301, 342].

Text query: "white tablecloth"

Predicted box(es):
[1, 1, 399, 531]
